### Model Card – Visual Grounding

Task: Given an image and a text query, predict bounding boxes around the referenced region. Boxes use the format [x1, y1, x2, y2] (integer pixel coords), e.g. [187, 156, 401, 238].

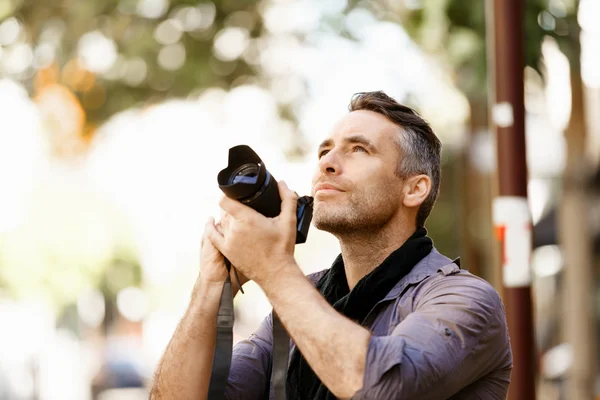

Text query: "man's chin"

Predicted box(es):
[313, 216, 353, 235]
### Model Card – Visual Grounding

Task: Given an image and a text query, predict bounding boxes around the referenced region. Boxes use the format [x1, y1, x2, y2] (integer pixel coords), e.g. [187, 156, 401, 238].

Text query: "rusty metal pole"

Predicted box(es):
[487, 0, 537, 399]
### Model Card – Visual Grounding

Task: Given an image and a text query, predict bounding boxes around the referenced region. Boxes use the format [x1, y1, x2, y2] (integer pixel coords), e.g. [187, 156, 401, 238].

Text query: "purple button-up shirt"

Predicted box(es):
[225, 249, 512, 399]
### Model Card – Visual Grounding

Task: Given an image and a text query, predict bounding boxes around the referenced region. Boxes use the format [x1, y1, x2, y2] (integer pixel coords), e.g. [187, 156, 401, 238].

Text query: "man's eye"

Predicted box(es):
[318, 150, 329, 159]
[353, 146, 367, 153]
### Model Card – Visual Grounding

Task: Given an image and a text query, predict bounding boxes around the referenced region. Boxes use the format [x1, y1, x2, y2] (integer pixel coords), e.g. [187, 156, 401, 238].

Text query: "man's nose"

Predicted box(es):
[318, 150, 340, 175]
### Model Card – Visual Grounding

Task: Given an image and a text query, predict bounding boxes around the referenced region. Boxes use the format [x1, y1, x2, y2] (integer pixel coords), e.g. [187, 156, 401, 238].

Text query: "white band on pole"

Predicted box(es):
[492, 196, 532, 287]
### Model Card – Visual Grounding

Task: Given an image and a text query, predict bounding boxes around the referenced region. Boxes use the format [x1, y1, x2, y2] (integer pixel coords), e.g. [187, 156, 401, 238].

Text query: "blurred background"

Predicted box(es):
[0, 0, 599, 399]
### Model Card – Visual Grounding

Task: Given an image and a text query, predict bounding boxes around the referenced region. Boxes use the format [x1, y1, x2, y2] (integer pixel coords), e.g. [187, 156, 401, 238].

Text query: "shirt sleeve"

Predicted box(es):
[351, 273, 512, 400]
[225, 313, 273, 400]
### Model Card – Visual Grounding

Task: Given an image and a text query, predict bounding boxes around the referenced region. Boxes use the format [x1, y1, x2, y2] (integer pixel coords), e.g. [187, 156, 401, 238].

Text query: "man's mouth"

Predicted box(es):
[314, 183, 344, 194]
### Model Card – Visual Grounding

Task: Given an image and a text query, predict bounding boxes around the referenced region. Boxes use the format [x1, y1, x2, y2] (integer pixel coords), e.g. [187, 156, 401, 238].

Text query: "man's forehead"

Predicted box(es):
[325, 110, 399, 142]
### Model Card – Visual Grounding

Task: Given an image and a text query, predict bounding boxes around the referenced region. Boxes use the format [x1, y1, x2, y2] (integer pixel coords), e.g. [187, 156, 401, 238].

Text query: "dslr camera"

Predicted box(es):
[217, 145, 313, 243]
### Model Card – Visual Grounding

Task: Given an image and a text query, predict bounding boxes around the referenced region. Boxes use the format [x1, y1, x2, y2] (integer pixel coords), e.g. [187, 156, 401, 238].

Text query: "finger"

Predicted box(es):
[201, 217, 215, 247]
[278, 180, 298, 226]
[219, 195, 257, 220]
[215, 212, 227, 234]
[206, 218, 227, 254]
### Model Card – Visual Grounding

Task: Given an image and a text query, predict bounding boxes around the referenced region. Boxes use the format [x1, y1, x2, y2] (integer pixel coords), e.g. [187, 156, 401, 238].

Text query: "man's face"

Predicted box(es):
[311, 110, 405, 235]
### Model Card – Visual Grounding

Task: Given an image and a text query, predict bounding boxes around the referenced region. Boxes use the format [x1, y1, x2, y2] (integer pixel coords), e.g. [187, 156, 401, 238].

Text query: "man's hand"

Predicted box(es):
[199, 217, 228, 284]
[206, 180, 299, 287]
[198, 217, 249, 295]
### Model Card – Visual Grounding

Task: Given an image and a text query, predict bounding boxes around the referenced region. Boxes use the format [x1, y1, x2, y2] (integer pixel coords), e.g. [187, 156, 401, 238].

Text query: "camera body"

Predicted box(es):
[217, 145, 313, 244]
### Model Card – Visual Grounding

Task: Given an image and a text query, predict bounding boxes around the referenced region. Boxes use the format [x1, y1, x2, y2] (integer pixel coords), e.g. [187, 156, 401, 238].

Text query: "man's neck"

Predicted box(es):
[338, 223, 416, 290]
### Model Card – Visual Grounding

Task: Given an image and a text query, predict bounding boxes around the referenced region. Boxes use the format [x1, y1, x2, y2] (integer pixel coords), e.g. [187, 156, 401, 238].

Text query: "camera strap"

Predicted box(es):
[208, 264, 290, 400]
[208, 276, 234, 399]
[272, 312, 289, 399]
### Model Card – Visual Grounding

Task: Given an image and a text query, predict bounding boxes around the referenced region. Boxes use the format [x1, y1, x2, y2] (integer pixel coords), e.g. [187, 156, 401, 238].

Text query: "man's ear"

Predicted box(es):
[402, 174, 431, 208]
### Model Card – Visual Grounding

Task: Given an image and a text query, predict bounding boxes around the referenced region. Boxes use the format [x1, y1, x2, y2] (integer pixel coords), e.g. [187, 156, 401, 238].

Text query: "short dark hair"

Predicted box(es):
[349, 91, 442, 227]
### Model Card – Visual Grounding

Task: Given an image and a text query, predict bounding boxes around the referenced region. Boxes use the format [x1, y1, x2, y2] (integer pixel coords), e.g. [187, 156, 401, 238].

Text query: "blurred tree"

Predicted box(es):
[98, 256, 143, 334]
[6, 0, 265, 133]
[0, 185, 138, 312]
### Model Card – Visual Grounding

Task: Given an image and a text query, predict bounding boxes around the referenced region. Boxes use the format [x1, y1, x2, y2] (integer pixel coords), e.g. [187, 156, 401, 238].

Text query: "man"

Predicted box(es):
[151, 91, 512, 399]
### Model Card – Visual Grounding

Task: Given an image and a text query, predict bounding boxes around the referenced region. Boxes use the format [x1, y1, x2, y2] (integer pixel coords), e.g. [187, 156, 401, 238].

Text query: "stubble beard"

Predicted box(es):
[312, 191, 397, 236]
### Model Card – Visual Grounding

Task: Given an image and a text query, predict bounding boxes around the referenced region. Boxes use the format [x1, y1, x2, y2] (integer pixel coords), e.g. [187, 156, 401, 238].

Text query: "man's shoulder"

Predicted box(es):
[408, 250, 505, 319]
[419, 262, 501, 300]
[415, 250, 501, 300]
[415, 267, 506, 330]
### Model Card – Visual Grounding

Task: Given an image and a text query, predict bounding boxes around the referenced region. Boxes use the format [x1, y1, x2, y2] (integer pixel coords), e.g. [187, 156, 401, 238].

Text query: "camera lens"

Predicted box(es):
[230, 163, 259, 185]
[218, 145, 281, 217]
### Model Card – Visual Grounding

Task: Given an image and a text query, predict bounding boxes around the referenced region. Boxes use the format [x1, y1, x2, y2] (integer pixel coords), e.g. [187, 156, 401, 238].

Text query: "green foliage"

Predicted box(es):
[355, 0, 580, 98]
[8, 0, 265, 125]
[0, 186, 138, 312]
[100, 255, 143, 300]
